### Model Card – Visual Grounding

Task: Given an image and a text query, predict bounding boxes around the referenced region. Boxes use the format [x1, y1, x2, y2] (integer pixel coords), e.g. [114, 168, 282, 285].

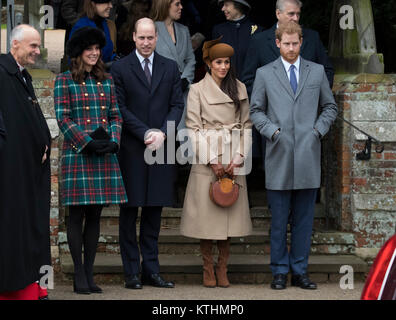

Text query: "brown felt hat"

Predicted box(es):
[202, 36, 234, 65]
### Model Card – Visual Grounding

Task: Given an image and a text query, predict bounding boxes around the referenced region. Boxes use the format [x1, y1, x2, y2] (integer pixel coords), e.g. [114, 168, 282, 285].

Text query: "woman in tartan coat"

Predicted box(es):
[54, 27, 127, 294]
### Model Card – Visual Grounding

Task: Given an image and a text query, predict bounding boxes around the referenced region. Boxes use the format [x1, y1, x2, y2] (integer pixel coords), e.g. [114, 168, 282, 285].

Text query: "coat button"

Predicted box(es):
[87, 119, 91, 123]
[97, 82, 101, 85]
[101, 106, 106, 110]
[102, 119, 106, 123]
[86, 106, 90, 110]
[85, 93, 88, 97]
[82, 82, 86, 85]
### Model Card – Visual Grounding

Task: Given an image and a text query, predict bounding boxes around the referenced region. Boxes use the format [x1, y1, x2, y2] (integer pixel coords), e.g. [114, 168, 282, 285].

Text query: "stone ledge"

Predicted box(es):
[60, 253, 369, 278]
[58, 228, 356, 246]
[90, 204, 327, 218]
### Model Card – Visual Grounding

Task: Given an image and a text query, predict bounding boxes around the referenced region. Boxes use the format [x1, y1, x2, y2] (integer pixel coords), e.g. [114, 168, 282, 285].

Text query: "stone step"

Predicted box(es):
[58, 227, 356, 255]
[65, 204, 329, 229]
[59, 253, 368, 284]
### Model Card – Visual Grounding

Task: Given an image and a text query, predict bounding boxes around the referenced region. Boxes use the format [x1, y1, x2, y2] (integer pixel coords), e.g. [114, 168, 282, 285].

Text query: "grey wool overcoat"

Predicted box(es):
[180, 73, 253, 240]
[250, 57, 338, 190]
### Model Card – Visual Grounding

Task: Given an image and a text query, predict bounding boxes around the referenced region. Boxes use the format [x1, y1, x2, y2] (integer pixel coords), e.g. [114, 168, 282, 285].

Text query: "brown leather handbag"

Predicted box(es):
[209, 175, 239, 208]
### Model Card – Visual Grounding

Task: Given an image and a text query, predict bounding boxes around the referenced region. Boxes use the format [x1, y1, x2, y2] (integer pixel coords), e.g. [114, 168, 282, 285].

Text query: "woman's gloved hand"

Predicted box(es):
[83, 139, 109, 154]
[95, 141, 119, 155]
[225, 153, 244, 176]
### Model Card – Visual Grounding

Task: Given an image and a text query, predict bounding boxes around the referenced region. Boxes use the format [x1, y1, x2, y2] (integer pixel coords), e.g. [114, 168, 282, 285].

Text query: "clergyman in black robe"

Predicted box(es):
[0, 25, 51, 297]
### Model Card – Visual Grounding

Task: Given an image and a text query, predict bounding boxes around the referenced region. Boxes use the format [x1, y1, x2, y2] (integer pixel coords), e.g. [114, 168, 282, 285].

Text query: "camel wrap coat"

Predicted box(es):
[180, 73, 253, 240]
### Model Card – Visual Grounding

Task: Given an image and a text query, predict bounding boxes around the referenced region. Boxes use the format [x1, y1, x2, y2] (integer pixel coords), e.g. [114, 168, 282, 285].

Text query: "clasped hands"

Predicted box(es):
[144, 130, 166, 151]
[85, 140, 118, 155]
[210, 153, 244, 178]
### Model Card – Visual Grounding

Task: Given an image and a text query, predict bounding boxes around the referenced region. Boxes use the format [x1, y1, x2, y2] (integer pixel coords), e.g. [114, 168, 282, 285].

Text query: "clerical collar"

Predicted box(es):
[16, 61, 25, 72]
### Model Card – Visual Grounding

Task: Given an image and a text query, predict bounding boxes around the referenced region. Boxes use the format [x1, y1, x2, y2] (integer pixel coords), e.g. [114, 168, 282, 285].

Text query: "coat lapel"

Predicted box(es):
[272, 57, 295, 99]
[202, 73, 233, 104]
[295, 58, 311, 99]
[300, 27, 307, 54]
[267, 24, 280, 58]
[157, 22, 181, 67]
[151, 52, 165, 93]
[129, 50, 151, 90]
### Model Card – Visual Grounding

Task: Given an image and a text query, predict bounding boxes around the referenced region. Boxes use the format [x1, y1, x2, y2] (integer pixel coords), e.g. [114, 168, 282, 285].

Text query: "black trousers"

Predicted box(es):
[119, 206, 162, 278]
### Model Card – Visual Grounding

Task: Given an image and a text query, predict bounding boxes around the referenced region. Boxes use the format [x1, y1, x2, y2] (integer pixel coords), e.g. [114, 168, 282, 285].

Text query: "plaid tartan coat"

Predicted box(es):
[54, 71, 127, 206]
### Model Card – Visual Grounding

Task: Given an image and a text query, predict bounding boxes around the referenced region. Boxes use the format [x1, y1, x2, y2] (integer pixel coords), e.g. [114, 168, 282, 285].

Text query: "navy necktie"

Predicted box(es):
[144, 58, 151, 85]
[289, 64, 297, 94]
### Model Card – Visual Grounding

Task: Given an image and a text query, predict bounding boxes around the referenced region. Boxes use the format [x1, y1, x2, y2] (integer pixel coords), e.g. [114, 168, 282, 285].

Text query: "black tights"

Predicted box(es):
[67, 205, 103, 288]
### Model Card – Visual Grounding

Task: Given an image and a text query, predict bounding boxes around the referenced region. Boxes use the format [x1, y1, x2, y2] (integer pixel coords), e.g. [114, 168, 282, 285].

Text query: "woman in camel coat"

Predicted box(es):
[180, 38, 252, 288]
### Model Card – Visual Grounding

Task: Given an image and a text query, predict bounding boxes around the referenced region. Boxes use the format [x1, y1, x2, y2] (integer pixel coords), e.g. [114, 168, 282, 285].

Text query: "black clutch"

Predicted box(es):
[89, 126, 110, 140]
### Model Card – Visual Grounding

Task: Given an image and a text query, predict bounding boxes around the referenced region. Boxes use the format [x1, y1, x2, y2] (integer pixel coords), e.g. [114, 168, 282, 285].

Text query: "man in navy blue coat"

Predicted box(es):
[242, 0, 334, 95]
[0, 111, 5, 150]
[111, 18, 183, 290]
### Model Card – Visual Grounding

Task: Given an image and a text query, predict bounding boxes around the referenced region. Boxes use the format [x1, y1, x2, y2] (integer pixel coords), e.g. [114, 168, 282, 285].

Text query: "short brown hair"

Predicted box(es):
[275, 21, 302, 41]
[150, 0, 173, 21]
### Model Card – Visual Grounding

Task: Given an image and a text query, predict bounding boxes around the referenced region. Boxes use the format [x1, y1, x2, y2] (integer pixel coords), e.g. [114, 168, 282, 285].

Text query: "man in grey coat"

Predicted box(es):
[250, 22, 337, 290]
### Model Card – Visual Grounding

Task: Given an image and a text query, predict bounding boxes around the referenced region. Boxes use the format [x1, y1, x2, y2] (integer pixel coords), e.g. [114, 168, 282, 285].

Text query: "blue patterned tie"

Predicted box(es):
[289, 64, 297, 94]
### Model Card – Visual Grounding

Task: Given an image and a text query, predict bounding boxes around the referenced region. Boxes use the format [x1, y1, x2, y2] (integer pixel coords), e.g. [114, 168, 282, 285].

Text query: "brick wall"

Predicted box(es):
[331, 73, 396, 259]
[31, 69, 62, 272]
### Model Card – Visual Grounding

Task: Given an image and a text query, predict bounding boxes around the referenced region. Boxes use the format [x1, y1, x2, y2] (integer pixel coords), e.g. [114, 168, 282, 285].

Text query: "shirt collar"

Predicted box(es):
[281, 56, 300, 73]
[135, 50, 154, 65]
[16, 61, 25, 72]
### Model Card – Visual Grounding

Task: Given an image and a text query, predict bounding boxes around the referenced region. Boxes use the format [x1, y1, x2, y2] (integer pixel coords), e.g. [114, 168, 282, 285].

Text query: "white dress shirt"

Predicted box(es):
[280, 56, 300, 84]
[135, 50, 154, 75]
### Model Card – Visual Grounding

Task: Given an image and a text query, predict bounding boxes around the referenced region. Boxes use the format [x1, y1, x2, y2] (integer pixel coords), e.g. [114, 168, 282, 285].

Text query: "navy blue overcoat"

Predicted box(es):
[111, 51, 184, 207]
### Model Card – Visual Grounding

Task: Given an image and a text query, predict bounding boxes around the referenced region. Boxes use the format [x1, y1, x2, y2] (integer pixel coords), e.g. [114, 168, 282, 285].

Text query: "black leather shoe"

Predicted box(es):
[89, 284, 103, 294]
[291, 274, 317, 290]
[73, 281, 91, 294]
[125, 274, 142, 289]
[271, 274, 287, 290]
[142, 274, 175, 288]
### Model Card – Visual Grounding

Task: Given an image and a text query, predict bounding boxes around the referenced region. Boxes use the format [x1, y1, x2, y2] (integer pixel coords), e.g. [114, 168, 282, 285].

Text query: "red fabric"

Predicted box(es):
[38, 286, 48, 299]
[361, 235, 396, 300]
[0, 282, 40, 300]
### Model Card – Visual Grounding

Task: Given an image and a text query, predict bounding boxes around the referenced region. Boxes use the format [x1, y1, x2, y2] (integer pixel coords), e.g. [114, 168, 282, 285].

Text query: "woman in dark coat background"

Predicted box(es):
[54, 27, 127, 294]
[212, 0, 263, 79]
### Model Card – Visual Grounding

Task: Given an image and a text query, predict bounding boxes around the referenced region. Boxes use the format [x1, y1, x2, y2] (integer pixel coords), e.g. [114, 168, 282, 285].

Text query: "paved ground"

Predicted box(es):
[49, 282, 365, 300]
